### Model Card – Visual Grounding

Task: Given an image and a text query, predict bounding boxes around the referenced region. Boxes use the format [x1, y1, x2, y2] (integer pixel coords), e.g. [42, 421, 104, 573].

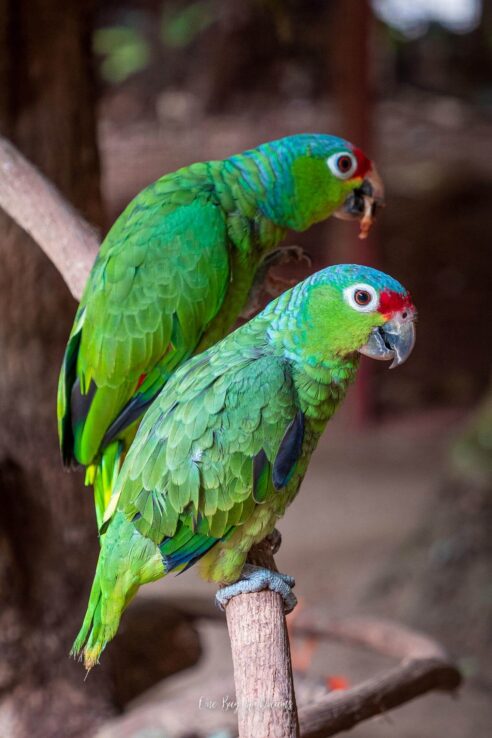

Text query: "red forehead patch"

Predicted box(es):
[378, 289, 415, 316]
[351, 146, 372, 179]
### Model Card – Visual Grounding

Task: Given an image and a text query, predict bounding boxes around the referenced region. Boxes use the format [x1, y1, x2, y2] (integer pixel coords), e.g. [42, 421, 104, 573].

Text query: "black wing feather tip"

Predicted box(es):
[71, 378, 97, 428]
[101, 394, 155, 450]
[272, 410, 305, 490]
[59, 327, 83, 466]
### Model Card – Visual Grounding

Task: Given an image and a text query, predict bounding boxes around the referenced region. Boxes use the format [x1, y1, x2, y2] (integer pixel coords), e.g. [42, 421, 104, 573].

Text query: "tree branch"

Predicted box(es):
[225, 541, 299, 738]
[293, 611, 461, 737]
[288, 610, 449, 660]
[298, 657, 460, 738]
[0, 135, 99, 300]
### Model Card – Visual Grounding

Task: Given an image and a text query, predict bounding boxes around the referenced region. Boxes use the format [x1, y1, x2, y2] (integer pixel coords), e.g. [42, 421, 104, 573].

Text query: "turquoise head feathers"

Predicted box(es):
[229, 134, 383, 232]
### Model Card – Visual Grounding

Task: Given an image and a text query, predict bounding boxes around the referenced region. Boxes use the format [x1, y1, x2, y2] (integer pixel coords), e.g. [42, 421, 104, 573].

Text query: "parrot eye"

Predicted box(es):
[344, 283, 378, 312]
[327, 151, 358, 180]
[355, 289, 371, 305]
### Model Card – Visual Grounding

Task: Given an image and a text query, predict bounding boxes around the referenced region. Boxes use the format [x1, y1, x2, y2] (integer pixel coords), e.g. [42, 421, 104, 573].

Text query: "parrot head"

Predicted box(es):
[251, 134, 384, 237]
[292, 264, 416, 368]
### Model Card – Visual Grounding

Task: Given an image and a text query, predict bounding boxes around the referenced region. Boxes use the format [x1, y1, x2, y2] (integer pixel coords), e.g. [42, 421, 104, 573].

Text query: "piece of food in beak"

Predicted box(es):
[359, 317, 416, 369]
[335, 164, 385, 239]
[358, 189, 379, 240]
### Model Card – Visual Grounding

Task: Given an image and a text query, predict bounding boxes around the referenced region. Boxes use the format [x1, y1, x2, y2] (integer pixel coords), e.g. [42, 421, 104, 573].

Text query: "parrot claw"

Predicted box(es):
[264, 527, 282, 554]
[240, 247, 311, 319]
[215, 564, 297, 613]
[262, 245, 312, 270]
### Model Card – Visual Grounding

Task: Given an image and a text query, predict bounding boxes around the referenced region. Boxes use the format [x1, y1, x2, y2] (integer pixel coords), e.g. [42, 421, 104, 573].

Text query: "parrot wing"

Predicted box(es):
[58, 190, 230, 467]
[103, 334, 304, 573]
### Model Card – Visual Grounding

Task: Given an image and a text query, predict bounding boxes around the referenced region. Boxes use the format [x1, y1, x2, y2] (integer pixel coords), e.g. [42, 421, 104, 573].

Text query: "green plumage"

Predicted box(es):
[73, 264, 413, 668]
[57, 134, 373, 526]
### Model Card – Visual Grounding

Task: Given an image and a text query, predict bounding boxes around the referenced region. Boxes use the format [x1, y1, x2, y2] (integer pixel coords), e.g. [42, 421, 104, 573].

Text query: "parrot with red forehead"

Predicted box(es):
[57, 134, 384, 527]
[72, 263, 415, 668]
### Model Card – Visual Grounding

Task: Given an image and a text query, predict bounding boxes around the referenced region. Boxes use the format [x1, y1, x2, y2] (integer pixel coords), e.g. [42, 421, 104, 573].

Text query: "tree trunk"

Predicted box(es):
[0, 1, 112, 735]
[329, 0, 376, 424]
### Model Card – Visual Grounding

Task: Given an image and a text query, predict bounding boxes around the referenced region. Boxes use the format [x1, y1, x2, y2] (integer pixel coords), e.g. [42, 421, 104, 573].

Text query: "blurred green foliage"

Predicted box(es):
[93, 26, 150, 83]
[161, 0, 216, 49]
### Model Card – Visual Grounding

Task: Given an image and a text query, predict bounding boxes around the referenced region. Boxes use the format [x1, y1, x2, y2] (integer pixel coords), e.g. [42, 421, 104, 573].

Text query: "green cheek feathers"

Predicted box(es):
[301, 284, 384, 361]
[289, 158, 359, 230]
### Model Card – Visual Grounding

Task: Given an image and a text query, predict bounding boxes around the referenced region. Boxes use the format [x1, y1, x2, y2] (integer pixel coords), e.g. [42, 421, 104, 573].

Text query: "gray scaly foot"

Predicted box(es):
[215, 564, 297, 613]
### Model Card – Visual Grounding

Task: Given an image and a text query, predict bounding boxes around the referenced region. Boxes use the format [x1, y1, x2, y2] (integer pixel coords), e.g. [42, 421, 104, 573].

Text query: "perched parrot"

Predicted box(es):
[72, 263, 416, 668]
[57, 134, 384, 528]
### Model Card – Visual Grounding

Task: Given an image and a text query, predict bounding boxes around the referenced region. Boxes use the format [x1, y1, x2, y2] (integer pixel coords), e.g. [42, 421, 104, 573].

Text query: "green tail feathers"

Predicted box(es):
[71, 562, 107, 669]
[71, 561, 129, 669]
[86, 442, 124, 530]
[72, 513, 166, 668]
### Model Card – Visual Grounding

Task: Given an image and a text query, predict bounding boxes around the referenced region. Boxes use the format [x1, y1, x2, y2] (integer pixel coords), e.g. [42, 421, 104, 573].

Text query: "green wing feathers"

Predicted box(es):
[110, 347, 297, 542]
[57, 189, 230, 497]
[88, 441, 124, 529]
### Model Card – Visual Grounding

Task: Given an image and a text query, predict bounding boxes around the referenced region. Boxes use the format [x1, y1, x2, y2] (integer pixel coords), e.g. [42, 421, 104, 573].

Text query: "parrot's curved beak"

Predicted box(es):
[334, 164, 385, 239]
[359, 314, 416, 369]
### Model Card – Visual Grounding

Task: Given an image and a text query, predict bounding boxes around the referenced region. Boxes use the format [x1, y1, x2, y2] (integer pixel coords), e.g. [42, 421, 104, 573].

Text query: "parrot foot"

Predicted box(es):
[262, 245, 312, 270]
[216, 564, 297, 613]
[263, 246, 312, 297]
[264, 527, 282, 554]
[263, 246, 312, 298]
[240, 247, 312, 320]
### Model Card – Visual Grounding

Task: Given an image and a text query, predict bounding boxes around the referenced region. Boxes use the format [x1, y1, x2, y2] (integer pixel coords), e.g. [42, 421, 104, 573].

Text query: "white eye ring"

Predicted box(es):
[343, 283, 379, 312]
[327, 151, 358, 180]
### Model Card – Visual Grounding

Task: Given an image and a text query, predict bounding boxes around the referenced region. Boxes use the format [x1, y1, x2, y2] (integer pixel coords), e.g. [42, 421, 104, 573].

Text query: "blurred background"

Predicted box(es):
[0, 1, 490, 737]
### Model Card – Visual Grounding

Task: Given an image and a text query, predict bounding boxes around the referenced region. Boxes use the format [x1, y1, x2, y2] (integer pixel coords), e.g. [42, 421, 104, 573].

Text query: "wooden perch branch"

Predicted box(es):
[294, 613, 461, 737]
[298, 657, 460, 738]
[289, 611, 449, 660]
[0, 135, 99, 299]
[226, 542, 299, 738]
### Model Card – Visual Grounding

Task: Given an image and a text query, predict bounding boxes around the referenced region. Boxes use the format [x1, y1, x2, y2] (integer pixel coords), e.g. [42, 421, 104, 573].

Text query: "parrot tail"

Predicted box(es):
[86, 441, 124, 530]
[71, 513, 166, 669]
[70, 561, 109, 669]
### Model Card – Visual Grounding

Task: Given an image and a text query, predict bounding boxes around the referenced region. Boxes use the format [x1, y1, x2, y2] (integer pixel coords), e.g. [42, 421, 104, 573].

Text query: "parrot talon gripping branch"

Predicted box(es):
[57, 133, 384, 530]
[71, 264, 416, 670]
[216, 564, 297, 613]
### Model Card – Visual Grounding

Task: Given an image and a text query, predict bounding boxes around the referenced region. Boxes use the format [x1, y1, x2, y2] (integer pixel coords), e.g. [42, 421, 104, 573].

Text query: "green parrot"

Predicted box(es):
[72, 263, 416, 668]
[57, 134, 384, 528]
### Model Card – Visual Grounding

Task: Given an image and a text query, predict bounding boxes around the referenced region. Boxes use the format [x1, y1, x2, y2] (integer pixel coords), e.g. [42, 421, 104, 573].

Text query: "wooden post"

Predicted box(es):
[330, 0, 377, 424]
[225, 543, 299, 738]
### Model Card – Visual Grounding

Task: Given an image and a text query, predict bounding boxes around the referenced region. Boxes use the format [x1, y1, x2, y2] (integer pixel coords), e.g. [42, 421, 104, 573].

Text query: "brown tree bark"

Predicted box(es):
[329, 0, 376, 424]
[0, 3, 201, 736]
[0, 1, 110, 736]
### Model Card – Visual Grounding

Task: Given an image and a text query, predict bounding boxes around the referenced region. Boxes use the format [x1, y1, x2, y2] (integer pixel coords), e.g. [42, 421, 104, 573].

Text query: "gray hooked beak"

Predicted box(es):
[334, 165, 385, 239]
[359, 315, 416, 369]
